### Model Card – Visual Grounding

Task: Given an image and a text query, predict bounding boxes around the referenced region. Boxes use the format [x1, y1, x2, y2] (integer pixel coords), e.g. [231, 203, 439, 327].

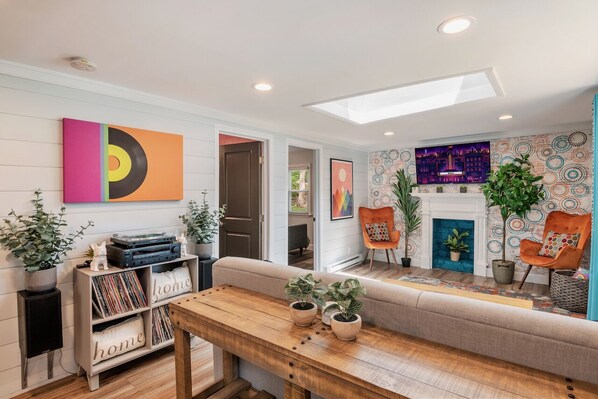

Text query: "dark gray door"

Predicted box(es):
[219, 141, 262, 259]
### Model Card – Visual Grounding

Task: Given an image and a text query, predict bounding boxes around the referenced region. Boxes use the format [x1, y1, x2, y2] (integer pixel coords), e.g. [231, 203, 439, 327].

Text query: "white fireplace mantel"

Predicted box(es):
[413, 192, 488, 276]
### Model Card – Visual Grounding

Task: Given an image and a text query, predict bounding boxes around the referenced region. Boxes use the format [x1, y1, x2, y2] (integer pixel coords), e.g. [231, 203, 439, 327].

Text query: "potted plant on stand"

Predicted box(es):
[323, 278, 366, 341]
[180, 190, 226, 260]
[392, 169, 421, 267]
[284, 274, 327, 326]
[481, 154, 544, 284]
[0, 190, 93, 292]
[444, 229, 469, 262]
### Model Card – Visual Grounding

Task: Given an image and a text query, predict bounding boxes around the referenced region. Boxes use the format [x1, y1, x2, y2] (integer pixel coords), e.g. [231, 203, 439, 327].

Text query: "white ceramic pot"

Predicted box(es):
[330, 313, 362, 341]
[196, 243, 213, 260]
[289, 302, 318, 326]
[25, 268, 57, 293]
[450, 251, 461, 262]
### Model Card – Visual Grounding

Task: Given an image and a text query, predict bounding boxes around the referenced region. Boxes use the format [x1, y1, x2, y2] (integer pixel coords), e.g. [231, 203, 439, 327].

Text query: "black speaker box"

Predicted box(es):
[17, 289, 63, 358]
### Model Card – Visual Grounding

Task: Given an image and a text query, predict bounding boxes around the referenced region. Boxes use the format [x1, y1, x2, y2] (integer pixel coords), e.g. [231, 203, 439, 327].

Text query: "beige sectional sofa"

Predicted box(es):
[212, 256, 598, 388]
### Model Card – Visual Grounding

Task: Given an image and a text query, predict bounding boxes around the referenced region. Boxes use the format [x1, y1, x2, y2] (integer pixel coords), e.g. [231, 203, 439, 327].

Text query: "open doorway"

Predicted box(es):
[288, 146, 316, 270]
[219, 133, 263, 259]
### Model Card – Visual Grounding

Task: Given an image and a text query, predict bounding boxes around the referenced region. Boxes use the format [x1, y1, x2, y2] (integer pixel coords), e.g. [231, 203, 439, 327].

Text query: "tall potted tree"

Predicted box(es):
[392, 169, 421, 267]
[179, 190, 226, 259]
[0, 190, 93, 292]
[481, 154, 544, 284]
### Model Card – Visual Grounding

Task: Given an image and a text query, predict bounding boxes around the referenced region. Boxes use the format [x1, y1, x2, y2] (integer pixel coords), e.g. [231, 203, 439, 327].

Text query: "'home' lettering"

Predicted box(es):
[93, 333, 145, 361]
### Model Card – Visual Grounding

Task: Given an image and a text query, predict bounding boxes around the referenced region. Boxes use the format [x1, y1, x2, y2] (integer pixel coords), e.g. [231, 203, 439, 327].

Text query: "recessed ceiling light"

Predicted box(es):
[384, 131, 395, 136]
[306, 69, 502, 124]
[253, 82, 273, 91]
[438, 16, 476, 35]
[498, 114, 513, 120]
[70, 57, 97, 72]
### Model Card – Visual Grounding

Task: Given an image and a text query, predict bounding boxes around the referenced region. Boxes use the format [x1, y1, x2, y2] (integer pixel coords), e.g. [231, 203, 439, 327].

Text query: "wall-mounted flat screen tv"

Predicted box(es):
[415, 141, 491, 185]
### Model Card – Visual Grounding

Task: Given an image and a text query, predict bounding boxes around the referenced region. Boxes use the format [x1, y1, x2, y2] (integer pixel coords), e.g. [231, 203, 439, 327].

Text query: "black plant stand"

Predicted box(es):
[17, 289, 63, 388]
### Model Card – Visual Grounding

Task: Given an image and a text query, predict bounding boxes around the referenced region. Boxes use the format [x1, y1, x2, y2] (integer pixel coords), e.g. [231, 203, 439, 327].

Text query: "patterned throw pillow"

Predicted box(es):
[365, 222, 390, 242]
[538, 231, 581, 258]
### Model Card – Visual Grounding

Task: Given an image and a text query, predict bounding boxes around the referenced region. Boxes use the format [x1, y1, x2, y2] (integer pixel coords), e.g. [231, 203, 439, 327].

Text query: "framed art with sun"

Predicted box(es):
[330, 158, 353, 220]
[63, 118, 183, 203]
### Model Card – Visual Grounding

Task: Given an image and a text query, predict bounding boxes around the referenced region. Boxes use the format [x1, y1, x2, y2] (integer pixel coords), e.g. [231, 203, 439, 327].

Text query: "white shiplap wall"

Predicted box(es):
[0, 73, 367, 397]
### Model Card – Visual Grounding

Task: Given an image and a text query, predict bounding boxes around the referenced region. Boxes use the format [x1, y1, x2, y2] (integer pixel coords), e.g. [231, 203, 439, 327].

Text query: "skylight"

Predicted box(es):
[306, 69, 502, 125]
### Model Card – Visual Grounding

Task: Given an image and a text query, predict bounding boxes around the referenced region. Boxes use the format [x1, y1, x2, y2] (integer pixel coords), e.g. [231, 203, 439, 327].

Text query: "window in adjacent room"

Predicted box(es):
[289, 165, 310, 214]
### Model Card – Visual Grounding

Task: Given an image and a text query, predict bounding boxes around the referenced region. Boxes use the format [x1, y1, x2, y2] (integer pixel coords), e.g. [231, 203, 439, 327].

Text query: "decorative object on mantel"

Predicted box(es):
[443, 229, 470, 262]
[481, 154, 544, 284]
[460, 185, 467, 193]
[180, 190, 226, 260]
[90, 241, 108, 272]
[284, 274, 327, 326]
[392, 169, 421, 267]
[0, 189, 93, 292]
[323, 278, 366, 340]
[436, 186, 443, 193]
[411, 185, 420, 194]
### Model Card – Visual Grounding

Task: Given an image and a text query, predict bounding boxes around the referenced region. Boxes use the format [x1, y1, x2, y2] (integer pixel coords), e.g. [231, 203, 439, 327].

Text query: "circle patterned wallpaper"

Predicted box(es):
[368, 130, 593, 274]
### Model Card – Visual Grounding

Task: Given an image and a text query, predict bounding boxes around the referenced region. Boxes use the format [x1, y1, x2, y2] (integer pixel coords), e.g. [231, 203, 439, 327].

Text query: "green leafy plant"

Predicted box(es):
[323, 278, 366, 322]
[481, 154, 544, 262]
[391, 169, 422, 259]
[179, 190, 226, 244]
[284, 274, 327, 309]
[444, 229, 470, 253]
[0, 190, 93, 272]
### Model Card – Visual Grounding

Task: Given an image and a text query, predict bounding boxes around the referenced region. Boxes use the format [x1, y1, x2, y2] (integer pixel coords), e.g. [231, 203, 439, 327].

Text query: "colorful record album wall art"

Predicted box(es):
[63, 118, 183, 203]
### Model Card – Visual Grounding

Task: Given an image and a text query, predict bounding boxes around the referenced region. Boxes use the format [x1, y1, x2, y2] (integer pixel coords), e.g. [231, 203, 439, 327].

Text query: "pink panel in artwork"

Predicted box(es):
[63, 118, 103, 203]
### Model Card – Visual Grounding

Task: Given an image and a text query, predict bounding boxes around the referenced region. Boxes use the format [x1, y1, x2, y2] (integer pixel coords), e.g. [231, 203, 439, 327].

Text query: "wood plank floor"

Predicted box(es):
[12, 341, 215, 399]
[340, 259, 550, 296]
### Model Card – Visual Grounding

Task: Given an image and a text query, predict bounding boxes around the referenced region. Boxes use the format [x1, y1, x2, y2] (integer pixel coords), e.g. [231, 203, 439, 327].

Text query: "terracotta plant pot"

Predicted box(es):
[330, 313, 362, 341]
[450, 251, 461, 262]
[492, 259, 515, 284]
[195, 243, 213, 260]
[25, 268, 57, 293]
[289, 302, 317, 326]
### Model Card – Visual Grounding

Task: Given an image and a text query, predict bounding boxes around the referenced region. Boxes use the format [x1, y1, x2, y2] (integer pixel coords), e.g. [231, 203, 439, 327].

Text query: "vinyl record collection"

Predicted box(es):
[91, 271, 148, 318]
[151, 305, 174, 345]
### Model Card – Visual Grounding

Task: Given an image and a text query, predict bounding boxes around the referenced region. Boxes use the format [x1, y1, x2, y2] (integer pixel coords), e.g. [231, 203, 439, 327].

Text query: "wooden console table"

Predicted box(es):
[170, 285, 598, 399]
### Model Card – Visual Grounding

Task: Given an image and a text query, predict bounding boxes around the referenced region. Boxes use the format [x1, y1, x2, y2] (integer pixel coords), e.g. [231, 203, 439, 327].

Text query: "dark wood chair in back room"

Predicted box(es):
[518, 211, 592, 289]
[359, 206, 401, 270]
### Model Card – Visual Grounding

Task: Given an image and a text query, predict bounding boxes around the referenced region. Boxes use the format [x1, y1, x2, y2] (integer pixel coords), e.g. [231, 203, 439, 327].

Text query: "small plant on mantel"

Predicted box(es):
[284, 274, 327, 326]
[324, 278, 367, 341]
[444, 229, 470, 262]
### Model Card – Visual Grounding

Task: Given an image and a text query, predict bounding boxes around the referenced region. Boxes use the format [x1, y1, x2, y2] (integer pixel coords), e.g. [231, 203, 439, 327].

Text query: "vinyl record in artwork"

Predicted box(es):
[63, 118, 183, 203]
[107, 127, 148, 199]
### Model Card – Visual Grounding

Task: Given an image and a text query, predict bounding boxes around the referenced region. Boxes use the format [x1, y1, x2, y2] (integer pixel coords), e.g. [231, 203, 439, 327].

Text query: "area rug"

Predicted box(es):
[386, 275, 586, 319]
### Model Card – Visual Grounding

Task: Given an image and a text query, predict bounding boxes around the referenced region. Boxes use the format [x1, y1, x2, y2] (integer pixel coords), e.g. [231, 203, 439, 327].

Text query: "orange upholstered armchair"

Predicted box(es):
[359, 207, 401, 270]
[518, 211, 591, 289]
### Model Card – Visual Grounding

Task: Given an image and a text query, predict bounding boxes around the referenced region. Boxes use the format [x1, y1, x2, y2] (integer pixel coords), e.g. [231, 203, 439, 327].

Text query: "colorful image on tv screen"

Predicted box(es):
[415, 141, 491, 185]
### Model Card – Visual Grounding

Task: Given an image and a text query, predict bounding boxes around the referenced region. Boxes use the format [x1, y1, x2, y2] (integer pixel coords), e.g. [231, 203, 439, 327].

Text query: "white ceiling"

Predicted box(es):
[1, 0, 597, 149]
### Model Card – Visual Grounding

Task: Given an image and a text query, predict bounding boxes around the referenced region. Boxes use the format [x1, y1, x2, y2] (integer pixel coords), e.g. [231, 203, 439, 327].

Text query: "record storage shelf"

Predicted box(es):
[74, 255, 199, 391]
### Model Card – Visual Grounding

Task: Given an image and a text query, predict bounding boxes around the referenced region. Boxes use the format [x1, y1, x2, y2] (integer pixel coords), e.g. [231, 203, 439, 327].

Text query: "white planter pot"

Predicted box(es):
[330, 313, 362, 341]
[196, 243, 213, 260]
[25, 268, 57, 293]
[450, 251, 461, 262]
[289, 302, 317, 326]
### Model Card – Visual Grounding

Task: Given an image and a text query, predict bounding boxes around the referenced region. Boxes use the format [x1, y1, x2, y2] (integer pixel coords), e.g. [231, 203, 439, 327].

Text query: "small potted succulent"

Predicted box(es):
[0, 190, 93, 292]
[323, 278, 366, 340]
[179, 190, 226, 259]
[444, 229, 469, 262]
[284, 274, 327, 326]
[460, 185, 467, 193]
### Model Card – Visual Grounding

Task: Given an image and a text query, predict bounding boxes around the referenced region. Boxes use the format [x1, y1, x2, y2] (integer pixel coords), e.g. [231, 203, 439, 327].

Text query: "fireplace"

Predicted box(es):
[432, 218, 474, 273]
[413, 192, 488, 276]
